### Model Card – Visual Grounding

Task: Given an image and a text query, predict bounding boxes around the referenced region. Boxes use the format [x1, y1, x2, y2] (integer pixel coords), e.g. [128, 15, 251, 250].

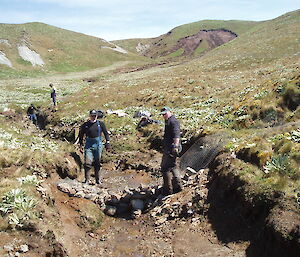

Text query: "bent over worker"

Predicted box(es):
[160, 106, 183, 195]
[78, 110, 111, 185]
[27, 103, 38, 125]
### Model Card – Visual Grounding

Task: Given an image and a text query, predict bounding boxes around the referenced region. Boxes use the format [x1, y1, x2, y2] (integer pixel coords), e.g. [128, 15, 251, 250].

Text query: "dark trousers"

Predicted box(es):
[161, 151, 183, 195]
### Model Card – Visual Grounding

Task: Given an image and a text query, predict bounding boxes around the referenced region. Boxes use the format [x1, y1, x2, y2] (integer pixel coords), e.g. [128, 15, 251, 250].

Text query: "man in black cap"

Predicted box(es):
[160, 106, 183, 195]
[78, 110, 111, 185]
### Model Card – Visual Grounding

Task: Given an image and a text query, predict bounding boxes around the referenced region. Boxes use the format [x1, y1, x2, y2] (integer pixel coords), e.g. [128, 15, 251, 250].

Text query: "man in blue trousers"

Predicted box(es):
[78, 110, 111, 185]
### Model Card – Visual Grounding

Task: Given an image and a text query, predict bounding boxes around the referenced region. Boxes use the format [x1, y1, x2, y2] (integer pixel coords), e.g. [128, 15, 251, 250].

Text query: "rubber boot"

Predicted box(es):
[95, 168, 101, 184]
[172, 168, 183, 193]
[94, 161, 102, 185]
[162, 171, 173, 195]
[84, 166, 91, 184]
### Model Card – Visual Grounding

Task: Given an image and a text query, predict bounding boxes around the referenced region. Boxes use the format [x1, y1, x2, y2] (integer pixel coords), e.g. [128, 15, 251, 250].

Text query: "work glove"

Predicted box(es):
[171, 144, 181, 157]
[171, 147, 180, 156]
[105, 142, 112, 151]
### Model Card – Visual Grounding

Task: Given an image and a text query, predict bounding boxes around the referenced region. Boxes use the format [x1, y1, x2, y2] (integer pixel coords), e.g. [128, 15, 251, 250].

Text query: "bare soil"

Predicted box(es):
[175, 29, 237, 56]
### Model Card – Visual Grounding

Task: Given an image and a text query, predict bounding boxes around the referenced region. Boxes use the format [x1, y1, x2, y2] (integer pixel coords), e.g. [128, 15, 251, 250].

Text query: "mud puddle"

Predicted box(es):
[95, 215, 248, 257]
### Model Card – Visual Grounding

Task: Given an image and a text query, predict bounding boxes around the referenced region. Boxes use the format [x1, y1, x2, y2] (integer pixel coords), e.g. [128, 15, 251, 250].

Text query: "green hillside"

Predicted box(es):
[0, 22, 146, 79]
[198, 9, 300, 69]
[114, 20, 259, 58]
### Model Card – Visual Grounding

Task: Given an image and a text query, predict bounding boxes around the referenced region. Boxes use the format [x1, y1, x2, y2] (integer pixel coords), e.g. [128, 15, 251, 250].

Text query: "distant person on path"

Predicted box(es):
[160, 106, 183, 195]
[78, 110, 111, 185]
[27, 104, 38, 125]
[49, 83, 57, 107]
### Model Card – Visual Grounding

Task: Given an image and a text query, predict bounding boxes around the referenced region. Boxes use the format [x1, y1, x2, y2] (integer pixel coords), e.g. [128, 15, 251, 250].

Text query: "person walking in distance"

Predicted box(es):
[49, 83, 57, 107]
[78, 110, 111, 185]
[160, 106, 183, 195]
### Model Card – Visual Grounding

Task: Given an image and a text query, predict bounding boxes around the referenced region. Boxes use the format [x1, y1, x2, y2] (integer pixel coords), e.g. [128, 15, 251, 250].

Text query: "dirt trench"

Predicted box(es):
[3, 112, 298, 257]
[55, 146, 299, 257]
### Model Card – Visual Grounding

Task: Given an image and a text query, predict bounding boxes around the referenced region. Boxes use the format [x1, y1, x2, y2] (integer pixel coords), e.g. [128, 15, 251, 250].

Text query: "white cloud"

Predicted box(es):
[2, 0, 299, 40]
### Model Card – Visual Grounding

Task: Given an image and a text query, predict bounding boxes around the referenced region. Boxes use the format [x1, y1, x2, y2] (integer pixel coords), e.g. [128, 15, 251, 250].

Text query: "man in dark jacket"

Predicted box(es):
[27, 104, 38, 125]
[160, 106, 183, 195]
[78, 110, 111, 185]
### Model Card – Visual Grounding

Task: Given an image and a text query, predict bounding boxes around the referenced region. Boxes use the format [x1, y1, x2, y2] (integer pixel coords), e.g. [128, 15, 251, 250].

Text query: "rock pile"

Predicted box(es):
[57, 169, 209, 221]
[3, 243, 29, 257]
[149, 170, 209, 226]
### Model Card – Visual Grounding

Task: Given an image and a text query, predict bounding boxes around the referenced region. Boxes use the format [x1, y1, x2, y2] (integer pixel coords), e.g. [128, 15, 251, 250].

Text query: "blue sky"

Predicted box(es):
[1, 0, 299, 40]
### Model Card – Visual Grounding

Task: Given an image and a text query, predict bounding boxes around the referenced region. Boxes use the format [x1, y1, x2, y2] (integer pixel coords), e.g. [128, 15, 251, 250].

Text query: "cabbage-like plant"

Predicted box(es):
[264, 155, 293, 177]
[290, 129, 300, 143]
[17, 175, 41, 185]
[0, 188, 37, 227]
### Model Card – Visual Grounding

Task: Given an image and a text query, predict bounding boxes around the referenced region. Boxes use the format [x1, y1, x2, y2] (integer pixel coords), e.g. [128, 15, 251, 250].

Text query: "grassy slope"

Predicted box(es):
[0, 22, 147, 78]
[198, 9, 300, 68]
[113, 38, 155, 54]
[113, 20, 259, 57]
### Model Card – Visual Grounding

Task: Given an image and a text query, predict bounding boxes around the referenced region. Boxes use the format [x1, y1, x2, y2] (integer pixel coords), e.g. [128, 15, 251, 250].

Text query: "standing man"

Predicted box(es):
[27, 104, 38, 125]
[78, 110, 111, 185]
[49, 83, 57, 107]
[160, 106, 183, 195]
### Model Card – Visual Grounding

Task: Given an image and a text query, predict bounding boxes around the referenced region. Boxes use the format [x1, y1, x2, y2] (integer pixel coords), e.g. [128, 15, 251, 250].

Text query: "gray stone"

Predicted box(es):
[120, 193, 132, 203]
[84, 194, 95, 200]
[19, 244, 29, 253]
[131, 191, 148, 200]
[104, 205, 117, 216]
[130, 199, 144, 210]
[117, 203, 130, 214]
[74, 191, 85, 198]
[131, 209, 142, 219]
[3, 245, 14, 252]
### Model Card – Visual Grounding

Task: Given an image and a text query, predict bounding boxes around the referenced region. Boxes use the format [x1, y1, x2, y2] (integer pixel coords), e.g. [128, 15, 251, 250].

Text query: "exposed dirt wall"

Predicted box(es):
[207, 153, 300, 257]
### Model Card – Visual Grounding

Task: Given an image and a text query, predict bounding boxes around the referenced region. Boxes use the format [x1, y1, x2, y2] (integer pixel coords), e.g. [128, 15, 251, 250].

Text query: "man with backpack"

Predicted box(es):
[78, 110, 111, 185]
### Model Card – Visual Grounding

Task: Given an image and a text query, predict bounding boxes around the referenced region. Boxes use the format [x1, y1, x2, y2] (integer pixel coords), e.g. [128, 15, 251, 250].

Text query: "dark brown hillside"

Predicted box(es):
[142, 29, 237, 58]
[172, 29, 237, 56]
[114, 20, 257, 59]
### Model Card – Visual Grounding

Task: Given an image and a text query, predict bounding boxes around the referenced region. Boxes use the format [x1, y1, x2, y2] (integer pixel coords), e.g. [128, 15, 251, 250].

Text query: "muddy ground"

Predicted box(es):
[2, 153, 297, 257]
[8, 167, 249, 257]
[0, 110, 299, 257]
